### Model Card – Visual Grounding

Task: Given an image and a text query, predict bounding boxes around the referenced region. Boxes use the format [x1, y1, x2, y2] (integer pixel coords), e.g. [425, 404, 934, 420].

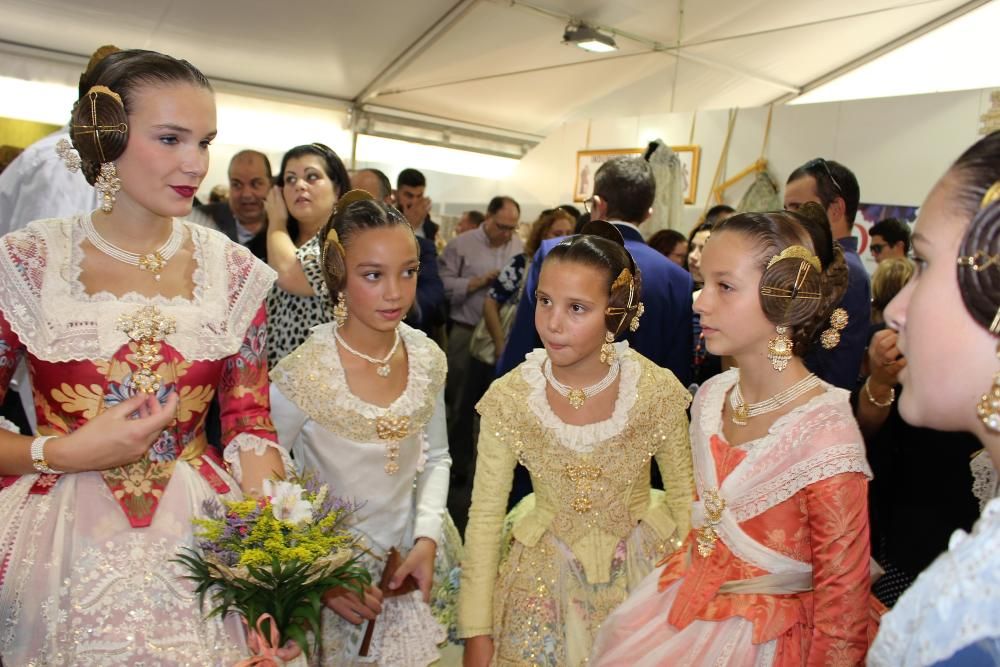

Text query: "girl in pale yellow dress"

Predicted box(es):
[459, 222, 694, 666]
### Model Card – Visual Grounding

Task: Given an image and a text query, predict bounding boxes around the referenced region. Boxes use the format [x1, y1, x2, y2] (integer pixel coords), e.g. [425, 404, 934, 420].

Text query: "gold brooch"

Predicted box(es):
[375, 414, 410, 475]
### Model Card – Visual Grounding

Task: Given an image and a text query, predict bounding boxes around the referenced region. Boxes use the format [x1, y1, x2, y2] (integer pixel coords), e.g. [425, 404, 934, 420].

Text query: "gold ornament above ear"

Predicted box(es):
[605, 267, 639, 335]
[611, 268, 633, 291]
[324, 228, 345, 258]
[766, 245, 822, 273]
[981, 181, 1000, 209]
[87, 85, 123, 107]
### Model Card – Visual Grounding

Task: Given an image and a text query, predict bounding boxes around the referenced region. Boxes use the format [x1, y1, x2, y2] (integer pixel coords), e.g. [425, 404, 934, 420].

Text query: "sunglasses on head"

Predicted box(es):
[805, 158, 844, 199]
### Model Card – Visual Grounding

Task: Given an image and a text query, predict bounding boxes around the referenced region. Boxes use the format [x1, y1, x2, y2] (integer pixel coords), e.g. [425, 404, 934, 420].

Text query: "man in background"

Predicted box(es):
[396, 167, 438, 242]
[868, 217, 911, 263]
[784, 157, 871, 389]
[189, 149, 272, 260]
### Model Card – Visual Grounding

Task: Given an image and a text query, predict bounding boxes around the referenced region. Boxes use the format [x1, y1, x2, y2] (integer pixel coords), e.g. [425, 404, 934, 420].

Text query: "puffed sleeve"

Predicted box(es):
[805, 471, 872, 664]
[654, 388, 695, 542]
[412, 388, 451, 545]
[456, 414, 518, 638]
[219, 303, 293, 482]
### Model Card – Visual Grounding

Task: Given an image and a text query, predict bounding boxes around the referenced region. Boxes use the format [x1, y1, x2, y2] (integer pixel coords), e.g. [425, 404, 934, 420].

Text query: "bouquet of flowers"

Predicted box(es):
[175, 474, 371, 658]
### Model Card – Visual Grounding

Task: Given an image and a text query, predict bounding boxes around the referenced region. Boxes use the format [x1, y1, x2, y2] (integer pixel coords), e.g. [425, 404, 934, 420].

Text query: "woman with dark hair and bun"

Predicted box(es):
[592, 203, 879, 665]
[0, 49, 293, 663]
[263, 142, 351, 367]
[459, 221, 694, 666]
[868, 132, 1000, 666]
[269, 190, 460, 665]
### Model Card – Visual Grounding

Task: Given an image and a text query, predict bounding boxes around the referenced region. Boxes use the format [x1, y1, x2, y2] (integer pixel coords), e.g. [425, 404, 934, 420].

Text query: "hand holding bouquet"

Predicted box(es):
[175, 474, 371, 660]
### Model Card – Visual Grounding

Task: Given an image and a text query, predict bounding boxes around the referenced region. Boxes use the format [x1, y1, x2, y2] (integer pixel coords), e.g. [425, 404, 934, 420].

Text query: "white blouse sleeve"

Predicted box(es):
[269, 383, 310, 472]
[412, 387, 451, 545]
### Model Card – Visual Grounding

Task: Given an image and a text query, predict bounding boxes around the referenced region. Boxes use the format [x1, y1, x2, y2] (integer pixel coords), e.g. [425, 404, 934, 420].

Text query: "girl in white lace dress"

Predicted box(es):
[868, 133, 1000, 666]
[0, 49, 294, 665]
[270, 190, 459, 666]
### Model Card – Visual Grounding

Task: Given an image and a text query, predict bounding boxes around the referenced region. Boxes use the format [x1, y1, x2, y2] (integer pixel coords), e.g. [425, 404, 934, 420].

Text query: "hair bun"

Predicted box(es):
[70, 85, 129, 185]
[580, 219, 626, 247]
[958, 197, 1000, 334]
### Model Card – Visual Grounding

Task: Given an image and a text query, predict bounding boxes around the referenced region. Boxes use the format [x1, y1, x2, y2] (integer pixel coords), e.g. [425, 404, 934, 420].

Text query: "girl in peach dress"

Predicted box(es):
[592, 204, 879, 666]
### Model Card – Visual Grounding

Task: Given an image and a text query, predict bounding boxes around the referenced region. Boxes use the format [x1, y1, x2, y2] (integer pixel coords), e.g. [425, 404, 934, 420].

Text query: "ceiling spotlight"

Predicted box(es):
[563, 23, 618, 53]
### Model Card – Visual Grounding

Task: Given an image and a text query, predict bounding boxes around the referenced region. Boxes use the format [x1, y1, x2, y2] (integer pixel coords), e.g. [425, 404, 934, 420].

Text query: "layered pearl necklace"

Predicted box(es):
[335, 325, 401, 377]
[729, 372, 822, 426]
[82, 217, 183, 281]
[543, 357, 620, 410]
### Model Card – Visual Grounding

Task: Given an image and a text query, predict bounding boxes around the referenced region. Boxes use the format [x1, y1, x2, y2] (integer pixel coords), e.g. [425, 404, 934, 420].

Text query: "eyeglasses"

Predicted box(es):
[583, 196, 595, 214]
[493, 221, 518, 234]
[870, 243, 887, 255]
[804, 158, 844, 199]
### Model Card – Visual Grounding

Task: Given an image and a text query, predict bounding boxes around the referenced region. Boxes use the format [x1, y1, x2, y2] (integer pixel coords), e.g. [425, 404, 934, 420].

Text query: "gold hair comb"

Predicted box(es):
[766, 245, 821, 272]
[982, 181, 1000, 209]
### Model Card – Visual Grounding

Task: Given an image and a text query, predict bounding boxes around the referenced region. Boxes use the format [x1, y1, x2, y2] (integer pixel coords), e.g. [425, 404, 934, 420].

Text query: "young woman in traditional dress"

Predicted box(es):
[867, 131, 1000, 666]
[591, 203, 878, 665]
[0, 49, 292, 664]
[460, 222, 694, 667]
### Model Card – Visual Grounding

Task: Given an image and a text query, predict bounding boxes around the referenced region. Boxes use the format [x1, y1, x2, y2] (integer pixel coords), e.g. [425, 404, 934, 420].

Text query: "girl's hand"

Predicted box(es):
[264, 186, 289, 231]
[463, 635, 494, 667]
[48, 391, 179, 473]
[390, 537, 436, 602]
[322, 585, 383, 625]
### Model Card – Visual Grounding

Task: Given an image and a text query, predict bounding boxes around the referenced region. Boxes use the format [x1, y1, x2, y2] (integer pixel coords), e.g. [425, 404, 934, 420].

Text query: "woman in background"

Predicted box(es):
[264, 142, 350, 367]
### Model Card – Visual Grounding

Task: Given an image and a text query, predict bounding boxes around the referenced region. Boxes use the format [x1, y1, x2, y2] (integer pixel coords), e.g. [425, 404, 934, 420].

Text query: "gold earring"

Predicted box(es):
[600, 331, 616, 365]
[820, 307, 849, 350]
[95, 162, 120, 213]
[55, 138, 81, 173]
[767, 325, 793, 372]
[979, 344, 1000, 433]
[334, 292, 348, 327]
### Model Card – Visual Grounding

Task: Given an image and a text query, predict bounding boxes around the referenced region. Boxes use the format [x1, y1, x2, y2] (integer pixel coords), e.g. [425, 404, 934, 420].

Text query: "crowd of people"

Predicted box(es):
[0, 45, 996, 667]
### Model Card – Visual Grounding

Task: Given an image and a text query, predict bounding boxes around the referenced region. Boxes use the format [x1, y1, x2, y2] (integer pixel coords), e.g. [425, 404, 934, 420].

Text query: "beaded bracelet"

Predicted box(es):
[863, 378, 896, 408]
[30, 435, 61, 474]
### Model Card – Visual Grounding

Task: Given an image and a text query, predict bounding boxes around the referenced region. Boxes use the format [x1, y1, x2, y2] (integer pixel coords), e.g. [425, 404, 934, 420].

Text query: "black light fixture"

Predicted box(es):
[563, 23, 618, 53]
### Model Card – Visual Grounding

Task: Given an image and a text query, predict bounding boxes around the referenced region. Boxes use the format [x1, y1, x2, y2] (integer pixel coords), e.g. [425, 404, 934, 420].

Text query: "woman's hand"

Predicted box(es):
[463, 635, 494, 667]
[47, 391, 178, 473]
[322, 585, 384, 625]
[868, 329, 906, 396]
[264, 185, 289, 232]
[390, 537, 436, 602]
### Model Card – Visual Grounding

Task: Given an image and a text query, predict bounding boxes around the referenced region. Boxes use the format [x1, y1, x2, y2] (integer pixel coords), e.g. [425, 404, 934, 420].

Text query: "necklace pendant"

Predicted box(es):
[139, 251, 166, 276]
[732, 402, 750, 426]
[377, 364, 391, 378]
[567, 388, 586, 409]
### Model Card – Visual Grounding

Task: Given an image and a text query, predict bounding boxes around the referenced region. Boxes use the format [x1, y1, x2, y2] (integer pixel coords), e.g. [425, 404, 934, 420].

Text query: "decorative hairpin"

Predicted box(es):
[766, 245, 821, 272]
[55, 138, 82, 173]
[981, 181, 1000, 209]
[324, 228, 345, 258]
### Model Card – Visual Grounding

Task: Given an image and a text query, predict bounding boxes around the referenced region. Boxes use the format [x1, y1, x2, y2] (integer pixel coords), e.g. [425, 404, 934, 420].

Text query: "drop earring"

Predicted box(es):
[94, 162, 120, 213]
[334, 292, 348, 327]
[600, 331, 616, 365]
[978, 343, 1000, 433]
[767, 325, 793, 372]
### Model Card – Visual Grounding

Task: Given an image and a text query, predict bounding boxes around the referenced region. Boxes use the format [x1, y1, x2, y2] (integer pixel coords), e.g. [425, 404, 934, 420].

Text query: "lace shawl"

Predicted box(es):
[690, 369, 872, 574]
[0, 217, 276, 362]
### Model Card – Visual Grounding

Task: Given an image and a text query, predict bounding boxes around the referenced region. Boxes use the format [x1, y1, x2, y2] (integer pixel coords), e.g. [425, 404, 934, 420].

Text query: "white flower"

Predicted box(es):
[263, 479, 313, 526]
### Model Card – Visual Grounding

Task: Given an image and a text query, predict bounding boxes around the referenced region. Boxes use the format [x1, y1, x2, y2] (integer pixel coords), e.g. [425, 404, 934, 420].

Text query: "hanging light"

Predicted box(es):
[563, 23, 618, 53]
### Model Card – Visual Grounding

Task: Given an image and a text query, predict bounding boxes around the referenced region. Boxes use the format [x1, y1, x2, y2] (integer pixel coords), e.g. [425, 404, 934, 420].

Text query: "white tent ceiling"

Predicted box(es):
[0, 0, 988, 139]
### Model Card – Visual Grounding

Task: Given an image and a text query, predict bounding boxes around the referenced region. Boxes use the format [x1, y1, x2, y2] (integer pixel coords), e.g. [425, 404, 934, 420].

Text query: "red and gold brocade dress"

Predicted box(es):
[592, 369, 881, 666]
[0, 217, 292, 666]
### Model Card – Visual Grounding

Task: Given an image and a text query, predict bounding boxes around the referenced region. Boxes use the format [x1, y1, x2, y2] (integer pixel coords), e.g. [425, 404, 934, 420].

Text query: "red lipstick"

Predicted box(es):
[171, 186, 197, 198]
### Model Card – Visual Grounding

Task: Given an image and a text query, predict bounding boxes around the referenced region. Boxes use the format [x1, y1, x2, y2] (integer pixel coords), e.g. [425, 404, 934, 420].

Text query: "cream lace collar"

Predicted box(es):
[0, 216, 276, 362]
[519, 342, 639, 453]
[270, 322, 446, 437]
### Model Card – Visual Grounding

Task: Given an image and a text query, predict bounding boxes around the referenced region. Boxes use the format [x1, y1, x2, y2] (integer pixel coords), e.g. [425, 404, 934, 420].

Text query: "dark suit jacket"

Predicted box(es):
[405, 236, 446, 336]
[420, 217, 439, 243]
[804, 236, 871, 389]
[193, 202, 267, 261]
[497, 223, 694, 384]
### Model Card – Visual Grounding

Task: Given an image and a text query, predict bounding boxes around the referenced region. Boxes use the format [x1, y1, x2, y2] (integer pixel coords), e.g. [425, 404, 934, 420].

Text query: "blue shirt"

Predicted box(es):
[496, 223, 694, 384]
[804, 236, 871, 389]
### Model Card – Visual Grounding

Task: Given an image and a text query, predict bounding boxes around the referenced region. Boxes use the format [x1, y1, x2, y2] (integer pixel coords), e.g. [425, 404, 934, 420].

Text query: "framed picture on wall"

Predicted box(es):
[574, 146, 701, 204]
[574, 148, 643, 202]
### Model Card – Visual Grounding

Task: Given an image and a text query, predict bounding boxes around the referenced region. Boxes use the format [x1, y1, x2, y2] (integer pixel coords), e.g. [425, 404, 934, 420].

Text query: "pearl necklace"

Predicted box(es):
[335, 325, 401, 377]
[543, 357, 620, 409]
[82, 217, 183, 281]
[729, 372, 822, 426]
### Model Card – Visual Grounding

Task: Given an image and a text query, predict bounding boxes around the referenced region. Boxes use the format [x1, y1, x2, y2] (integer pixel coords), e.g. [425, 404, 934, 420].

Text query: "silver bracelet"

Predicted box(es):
[30, 435, 61, 474]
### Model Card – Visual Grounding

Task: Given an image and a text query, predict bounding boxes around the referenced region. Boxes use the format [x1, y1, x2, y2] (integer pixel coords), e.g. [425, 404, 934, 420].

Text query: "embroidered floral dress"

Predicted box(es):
[270, 322, 460, 666]
[591, 369, 878, 666]
[0, 217, 292, 666]
[458, 344, 694, 666]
